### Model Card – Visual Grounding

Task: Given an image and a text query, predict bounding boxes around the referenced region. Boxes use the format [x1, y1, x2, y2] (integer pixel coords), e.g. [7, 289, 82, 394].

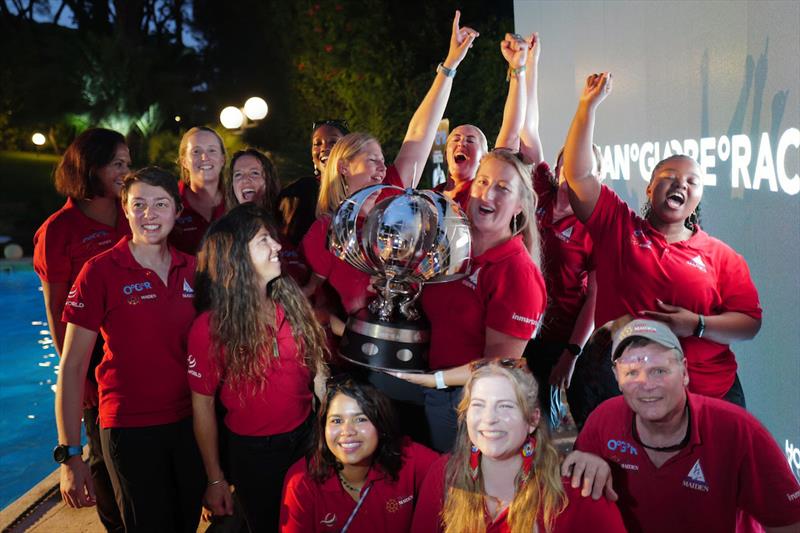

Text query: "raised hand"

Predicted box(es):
[500, 33, 529, 68]
[580, 72, 613, 110]
[526, 32, 540, 68]
[444, 10, 479, 69]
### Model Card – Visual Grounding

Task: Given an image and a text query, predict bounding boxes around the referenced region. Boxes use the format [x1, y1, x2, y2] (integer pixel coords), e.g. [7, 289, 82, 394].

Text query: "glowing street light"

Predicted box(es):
[220, 106, 245, 129]
[220, 96, 268, 131]
[32, 132, 46, 146]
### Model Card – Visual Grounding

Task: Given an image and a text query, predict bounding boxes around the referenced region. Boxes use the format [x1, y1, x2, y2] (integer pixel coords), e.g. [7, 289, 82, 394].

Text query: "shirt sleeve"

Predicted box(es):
[33, 219, 72, 283]
[186, 314, 221, 396]
[583, 184, 636, 250]
[736, 414, 800, 527]
[61, 260, 105, 332]
[715, 246, 763, 319]
[300, 218, 335, 279]
[407, 442, 441, 495]
[279, 460, 318, 533]
[555, 484, 627, 533]
[411, 455, 447, 533]
[484, 259, 547, 339]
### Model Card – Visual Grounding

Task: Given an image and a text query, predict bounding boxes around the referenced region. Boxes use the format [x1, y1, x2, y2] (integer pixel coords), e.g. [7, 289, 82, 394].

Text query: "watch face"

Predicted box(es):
[53, 445, 67, 463]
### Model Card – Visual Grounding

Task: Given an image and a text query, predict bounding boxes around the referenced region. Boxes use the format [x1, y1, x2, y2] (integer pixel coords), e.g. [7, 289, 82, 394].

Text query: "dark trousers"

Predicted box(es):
[523, 337, 565, 423]
[100, 417, 205, 533]
[722, 373, 746, 408]
[423, 387, 463, 453]
[227, 416, 312, 533]
[84, 407, 124, 532]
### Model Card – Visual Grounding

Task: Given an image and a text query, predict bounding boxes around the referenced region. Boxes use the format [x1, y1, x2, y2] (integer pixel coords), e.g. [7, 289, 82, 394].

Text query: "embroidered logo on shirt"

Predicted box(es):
[123, 282, 153, 295]
[187, 354, 202, 378]
[182, 279, 194, 298]
[630, 229, 652, 249]
[81, 230, 110, 243]
[557, 226, 574, 242]
[682, 459, 709, 492]
[320, 513, 337, 527]
[462, 267, 481, 289]
[686, 255, 707, 272]
[65, 287, 85, 308]
[607, 439, 638, 456]
[385, 495, 413, 513]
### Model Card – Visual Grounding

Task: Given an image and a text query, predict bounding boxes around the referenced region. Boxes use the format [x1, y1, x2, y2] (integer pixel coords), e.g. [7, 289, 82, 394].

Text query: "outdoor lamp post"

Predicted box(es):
[31, 132, 46, 146]
[220, 97, 269, 131]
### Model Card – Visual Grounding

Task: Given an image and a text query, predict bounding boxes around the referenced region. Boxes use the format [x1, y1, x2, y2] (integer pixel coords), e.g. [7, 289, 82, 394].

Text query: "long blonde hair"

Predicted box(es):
[316, 132, 380, 217]
[476, 150, 542, 269]
[442, 361, 567, 533]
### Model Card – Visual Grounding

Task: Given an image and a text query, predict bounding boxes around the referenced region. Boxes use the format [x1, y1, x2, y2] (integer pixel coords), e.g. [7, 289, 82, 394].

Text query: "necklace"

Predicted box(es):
[338, 472, 361, 493]
[631, 403, 691, 453]
[484, 494, 509, 521]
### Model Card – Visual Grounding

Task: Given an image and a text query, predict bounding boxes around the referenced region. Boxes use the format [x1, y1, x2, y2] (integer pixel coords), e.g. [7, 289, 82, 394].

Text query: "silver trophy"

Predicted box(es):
[328, 184, 471, 372]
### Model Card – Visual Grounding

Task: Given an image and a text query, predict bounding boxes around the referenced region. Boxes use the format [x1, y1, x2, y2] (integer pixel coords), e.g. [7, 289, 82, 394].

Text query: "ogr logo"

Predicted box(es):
[123, 282, 152, 295]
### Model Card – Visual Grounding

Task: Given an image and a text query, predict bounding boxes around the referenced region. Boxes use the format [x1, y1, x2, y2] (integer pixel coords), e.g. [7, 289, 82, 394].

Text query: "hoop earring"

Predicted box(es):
[469, 445, 481, 482]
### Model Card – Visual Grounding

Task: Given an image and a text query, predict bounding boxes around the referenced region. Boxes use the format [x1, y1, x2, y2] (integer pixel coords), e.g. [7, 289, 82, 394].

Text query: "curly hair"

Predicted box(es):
[194, 203, 328, 393]
[55, 128, 127, 200]
[307, 375, 404, 483]
[442, 361, 567, 533]
[224, 148, 281, 217]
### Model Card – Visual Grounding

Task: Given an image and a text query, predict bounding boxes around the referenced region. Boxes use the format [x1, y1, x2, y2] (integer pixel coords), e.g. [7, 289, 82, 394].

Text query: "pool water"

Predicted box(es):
[0, 268, 60, 508]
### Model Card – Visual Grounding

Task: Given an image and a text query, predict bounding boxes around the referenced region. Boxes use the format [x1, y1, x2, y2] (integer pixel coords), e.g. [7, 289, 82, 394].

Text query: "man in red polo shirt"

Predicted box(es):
[570, 319, 800, 533]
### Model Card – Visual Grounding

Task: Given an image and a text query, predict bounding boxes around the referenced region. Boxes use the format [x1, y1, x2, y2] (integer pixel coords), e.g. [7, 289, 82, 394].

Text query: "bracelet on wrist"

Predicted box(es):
[437, 62, 456, 78]
[506, 64, 527, 81]
[434, 371, 447, 389]
[207, 478, 226, 487]
[693, 314, 706, 338]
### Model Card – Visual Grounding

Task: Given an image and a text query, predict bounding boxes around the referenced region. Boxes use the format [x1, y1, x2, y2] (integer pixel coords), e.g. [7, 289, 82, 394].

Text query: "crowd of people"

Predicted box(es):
[34, 10, 799, 533]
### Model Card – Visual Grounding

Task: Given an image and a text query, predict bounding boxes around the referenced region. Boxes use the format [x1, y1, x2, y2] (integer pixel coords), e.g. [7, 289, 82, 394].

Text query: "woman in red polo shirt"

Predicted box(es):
[34, 127, 130, 531]
[170, 126, 227, 254]
[300, 10, 479, 326]
[56, 168, 204, 532]
[410, 359, 625, 532]
[280, 376, 439, 533]
[562, 72, 762, 406]
[188, 203, 329, 532]
[393, 149, 547, 452]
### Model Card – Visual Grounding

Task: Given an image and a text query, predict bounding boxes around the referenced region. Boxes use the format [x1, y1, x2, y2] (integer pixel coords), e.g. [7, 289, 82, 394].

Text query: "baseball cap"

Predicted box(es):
[611, 319, 684, 362]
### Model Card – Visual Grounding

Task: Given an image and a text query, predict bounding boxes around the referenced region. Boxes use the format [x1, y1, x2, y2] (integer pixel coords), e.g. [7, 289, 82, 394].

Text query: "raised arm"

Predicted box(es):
[563, 73, 612, 222]
[518, 33, 543, 165]
[494, 33, 530, 151]
[393, 10, 478, 187]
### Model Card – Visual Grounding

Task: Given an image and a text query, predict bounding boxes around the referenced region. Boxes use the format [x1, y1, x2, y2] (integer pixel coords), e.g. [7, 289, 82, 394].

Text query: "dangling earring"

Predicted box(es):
[469, 445, 481, 482]
[512, 214, 518, 235]
[519, 434, 536, 487]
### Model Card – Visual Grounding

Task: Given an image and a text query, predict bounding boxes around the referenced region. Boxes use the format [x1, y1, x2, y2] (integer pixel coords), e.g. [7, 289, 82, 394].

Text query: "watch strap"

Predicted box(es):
[565, 343, 582, 356]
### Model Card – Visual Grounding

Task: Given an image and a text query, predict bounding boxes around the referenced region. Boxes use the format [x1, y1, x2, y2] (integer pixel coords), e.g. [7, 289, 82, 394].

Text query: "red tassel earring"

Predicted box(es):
[469, 445, 481, 482]
[519, 434, 536, 486]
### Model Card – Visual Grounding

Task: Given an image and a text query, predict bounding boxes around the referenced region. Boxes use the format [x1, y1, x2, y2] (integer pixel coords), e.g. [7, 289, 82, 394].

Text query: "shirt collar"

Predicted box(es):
[110, 235, 187, 271]
[474, 235, 527, 266]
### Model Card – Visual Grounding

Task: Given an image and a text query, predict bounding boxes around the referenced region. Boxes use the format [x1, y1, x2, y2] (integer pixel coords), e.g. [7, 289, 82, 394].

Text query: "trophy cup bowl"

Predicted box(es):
[329, 184, 471, 372]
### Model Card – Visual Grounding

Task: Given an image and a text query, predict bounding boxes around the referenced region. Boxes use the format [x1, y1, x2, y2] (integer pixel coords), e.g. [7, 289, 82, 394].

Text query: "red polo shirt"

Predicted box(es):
[575, 393, 800, 533]
[433, 180, 472, 211]
[280, 440, 438, 533]
[533, 162, 595, 343]
[169, 181, 226, 255]
[300, 166, 404, 314]
[421, 236, 546, 369]
[33, 198, 131, 285]
[411, 454, 626, 532]
[187, 306, 313, 436]
[585, 185, 762, 397]
[63, 237, 197, 428]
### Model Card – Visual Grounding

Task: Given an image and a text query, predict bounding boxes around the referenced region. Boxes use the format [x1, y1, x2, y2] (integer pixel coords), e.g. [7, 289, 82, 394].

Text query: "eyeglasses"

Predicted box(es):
[312, 119, 350, 134]
[469, 357, 530, 373]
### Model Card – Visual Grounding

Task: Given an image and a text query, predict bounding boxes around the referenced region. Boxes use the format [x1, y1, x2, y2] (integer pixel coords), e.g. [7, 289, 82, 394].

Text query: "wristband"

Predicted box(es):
[437, 62, 456, 78]
[506, 64, 527, 81]
[693, 314, 705, 338]
[565, 343, 582, 357]
[434, 371, 447, 389]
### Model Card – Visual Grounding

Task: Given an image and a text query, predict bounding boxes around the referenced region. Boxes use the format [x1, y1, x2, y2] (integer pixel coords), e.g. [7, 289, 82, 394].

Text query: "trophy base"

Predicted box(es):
[338, 311, 430, 373]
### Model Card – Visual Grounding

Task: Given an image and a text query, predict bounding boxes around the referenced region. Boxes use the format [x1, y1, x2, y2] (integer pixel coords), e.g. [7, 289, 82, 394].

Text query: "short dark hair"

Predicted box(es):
[308, 375, 404, 483]
[55, 128, 127, 200]
[120, 167, 182, 211]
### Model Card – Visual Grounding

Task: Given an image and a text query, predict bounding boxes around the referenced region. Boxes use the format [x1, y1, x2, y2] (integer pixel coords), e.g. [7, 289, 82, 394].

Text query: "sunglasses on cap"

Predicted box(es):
[469, 357, 530, 372]
[312, 119, 350, 134]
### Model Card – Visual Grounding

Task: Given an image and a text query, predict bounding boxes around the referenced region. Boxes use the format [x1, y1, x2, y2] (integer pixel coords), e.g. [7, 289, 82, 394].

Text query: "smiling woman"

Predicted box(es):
[280, 376, 438, 533]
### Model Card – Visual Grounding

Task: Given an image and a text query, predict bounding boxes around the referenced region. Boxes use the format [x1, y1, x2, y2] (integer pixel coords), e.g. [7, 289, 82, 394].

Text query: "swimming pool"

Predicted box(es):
[0, 267, 59, 509]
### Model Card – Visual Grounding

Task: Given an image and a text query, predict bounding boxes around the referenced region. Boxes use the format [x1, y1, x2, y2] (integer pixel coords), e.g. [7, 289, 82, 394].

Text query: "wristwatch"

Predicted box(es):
[565, 343, 582, 357]
[53, 444, 83, 464]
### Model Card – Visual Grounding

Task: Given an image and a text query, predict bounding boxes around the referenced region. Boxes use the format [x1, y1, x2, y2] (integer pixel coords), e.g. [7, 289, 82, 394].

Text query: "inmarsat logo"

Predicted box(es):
[682, 459, 709, 492]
